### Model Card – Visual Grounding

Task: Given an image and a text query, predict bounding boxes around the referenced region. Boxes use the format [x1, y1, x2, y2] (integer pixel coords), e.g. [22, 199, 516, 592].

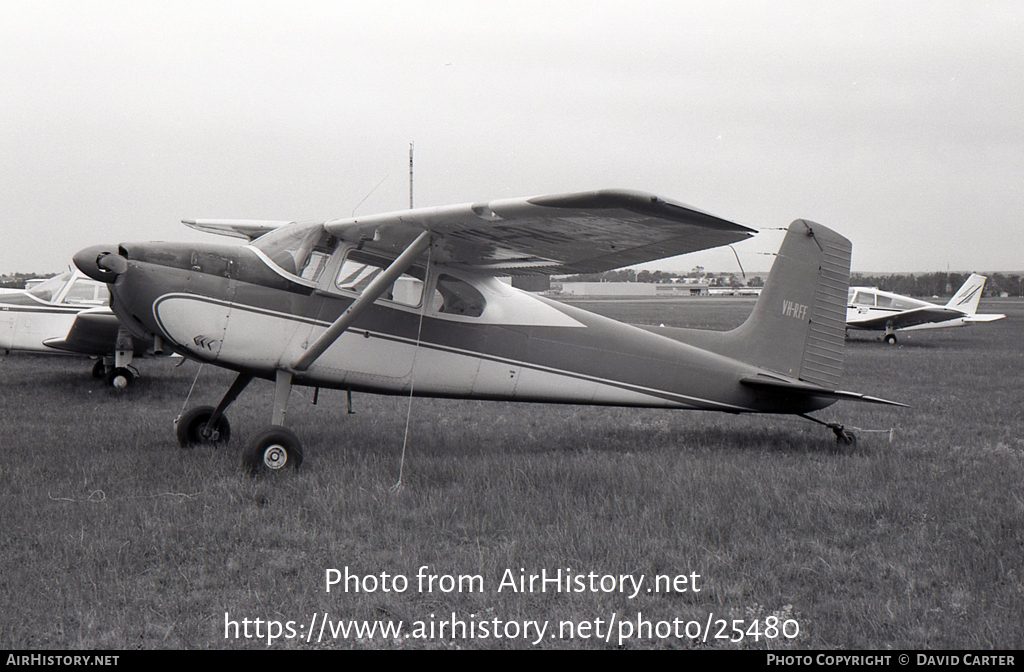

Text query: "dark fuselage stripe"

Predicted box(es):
[152, 292, 754, 412]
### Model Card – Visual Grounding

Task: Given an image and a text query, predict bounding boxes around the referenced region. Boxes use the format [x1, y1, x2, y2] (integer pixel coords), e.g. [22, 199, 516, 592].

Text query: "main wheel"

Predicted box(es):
[176, 405, 231, 447]
[92, 360, 107, 379]
[243, 426, 303, 476]
[106, 366, 135, 389]
[883, 333, 897, 345]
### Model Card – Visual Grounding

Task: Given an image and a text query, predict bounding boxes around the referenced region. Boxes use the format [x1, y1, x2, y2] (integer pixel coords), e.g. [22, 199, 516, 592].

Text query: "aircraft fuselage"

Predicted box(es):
[99, 240, 832, 415]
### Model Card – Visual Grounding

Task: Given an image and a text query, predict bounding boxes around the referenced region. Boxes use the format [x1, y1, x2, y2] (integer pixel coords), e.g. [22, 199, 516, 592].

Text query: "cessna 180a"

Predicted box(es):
[73, 189, 905, 474]
[846, 274, 1006, 344]
[0, 269, 163, 387]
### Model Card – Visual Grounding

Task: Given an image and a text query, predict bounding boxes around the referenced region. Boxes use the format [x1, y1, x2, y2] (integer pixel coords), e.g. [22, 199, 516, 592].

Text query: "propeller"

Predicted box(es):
[73, 245, 128, 283]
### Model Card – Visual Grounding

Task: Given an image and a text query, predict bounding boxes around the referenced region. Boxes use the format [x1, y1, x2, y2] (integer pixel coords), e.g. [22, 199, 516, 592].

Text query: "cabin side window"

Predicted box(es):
[62, 279, 108, 305]
[852, 291, 875, 307]
[335, 250, 425, 307]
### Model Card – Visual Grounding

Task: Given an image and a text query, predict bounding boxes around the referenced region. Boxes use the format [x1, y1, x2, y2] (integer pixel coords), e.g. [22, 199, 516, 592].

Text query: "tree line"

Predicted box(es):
[560, 269, 1022, 297]
[850, 272, 1023, 297]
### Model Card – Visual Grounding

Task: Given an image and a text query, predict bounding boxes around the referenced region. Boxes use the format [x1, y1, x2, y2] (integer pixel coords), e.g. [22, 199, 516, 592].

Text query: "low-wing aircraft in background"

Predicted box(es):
[846, 274, 1006, 344]
[74, 189, 905, 475]
[0, 269, 163, 388]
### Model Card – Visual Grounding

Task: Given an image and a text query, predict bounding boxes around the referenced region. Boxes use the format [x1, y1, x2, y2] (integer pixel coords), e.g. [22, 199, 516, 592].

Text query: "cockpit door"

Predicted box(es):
[298, 242, 429, 385]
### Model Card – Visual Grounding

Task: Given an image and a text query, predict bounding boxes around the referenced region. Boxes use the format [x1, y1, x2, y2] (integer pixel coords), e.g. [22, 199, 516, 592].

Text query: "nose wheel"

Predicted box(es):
[106, 366, 136, 390]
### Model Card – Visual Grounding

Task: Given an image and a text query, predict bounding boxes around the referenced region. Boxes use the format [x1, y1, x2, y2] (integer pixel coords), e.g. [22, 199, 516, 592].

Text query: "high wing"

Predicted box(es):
[183, 219, 291, 241]
[323, 189, 756, 275]
[846, 306, 968, 331]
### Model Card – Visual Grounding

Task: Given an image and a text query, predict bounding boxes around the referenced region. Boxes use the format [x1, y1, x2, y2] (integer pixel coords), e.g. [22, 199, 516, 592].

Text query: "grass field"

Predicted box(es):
[1, 297, 1021, 649]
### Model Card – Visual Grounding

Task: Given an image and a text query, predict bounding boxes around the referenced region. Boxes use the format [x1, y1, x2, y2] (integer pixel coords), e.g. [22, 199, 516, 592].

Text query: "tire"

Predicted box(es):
[883, 333, 897, 345]
[176, 405, 231, 447]
[835, 429, 857, 449]
[243, 426, 303, 476]
[106, 366, 135, 389]
[92, 360, 107, 379]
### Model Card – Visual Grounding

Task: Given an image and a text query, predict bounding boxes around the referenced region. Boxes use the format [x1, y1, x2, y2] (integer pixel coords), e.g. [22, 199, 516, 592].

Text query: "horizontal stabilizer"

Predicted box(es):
[963, 313, 1006, 323]
[740, 375, 908, 407]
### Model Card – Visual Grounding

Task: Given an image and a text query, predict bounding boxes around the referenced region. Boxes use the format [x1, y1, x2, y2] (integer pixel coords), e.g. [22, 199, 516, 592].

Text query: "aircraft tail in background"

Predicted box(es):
[945, 273, 987, 315]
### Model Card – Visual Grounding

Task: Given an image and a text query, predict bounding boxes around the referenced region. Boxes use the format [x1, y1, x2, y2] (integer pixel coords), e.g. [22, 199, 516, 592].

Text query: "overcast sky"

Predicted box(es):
[2, 0, 1022, 275]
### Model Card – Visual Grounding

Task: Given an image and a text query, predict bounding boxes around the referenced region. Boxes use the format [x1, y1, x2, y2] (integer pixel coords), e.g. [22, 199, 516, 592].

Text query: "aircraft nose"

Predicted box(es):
[74, 245, 129, 283]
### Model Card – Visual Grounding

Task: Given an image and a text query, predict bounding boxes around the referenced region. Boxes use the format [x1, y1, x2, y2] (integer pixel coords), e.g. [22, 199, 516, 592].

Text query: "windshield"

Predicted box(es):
[26, 272, 71, 302]
[251, 222, 336, 281]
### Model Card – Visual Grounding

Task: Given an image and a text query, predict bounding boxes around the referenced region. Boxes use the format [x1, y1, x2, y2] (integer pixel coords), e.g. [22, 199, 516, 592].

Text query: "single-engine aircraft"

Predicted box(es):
[73, 189, 905, 474]
[0, 269, 163, 387]
[846, 274, 1005, 344]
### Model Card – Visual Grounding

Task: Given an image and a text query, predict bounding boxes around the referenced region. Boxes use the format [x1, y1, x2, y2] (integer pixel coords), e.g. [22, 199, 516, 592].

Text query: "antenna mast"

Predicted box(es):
[409, 142, 414, 209]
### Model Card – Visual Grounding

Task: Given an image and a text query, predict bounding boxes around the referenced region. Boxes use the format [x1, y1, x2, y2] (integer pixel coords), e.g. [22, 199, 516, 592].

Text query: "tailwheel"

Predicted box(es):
[106, 366, 135, 390]
[833, 425, 857, 449]
[243, 426, 303, 476]
[176, 405, 231, 447]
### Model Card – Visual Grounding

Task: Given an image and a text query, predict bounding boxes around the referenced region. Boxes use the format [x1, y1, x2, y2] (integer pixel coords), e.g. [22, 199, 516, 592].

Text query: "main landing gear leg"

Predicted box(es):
[800, 414, 857, 450]
[883, 323, 897, 345]
[243, 369, 304, 476]
[176, 372, 253, 447]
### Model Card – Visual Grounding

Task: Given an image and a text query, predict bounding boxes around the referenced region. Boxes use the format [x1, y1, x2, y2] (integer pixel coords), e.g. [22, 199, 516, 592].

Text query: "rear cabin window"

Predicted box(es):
[433, 274, 485, 317]
[891, 297, 919, 310]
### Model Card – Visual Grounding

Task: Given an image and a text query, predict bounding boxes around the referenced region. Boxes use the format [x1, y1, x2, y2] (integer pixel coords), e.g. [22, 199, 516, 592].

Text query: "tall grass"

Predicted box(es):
[0, 297, 1021, 649]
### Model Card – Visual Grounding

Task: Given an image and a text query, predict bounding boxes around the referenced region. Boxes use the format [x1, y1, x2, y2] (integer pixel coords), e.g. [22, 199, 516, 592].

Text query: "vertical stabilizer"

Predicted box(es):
[730, 220, 851, 387]
[945, 274, 987, 314]
[642, 219, 852, 389]
[682, 220, 852, 388]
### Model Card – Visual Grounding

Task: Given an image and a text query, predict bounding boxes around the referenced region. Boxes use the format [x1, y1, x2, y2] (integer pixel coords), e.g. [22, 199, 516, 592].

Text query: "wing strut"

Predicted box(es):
[290, 230, 432, 373]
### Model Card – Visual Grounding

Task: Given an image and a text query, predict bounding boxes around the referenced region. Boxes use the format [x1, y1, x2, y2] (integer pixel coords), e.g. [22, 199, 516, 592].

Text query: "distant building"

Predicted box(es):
[511, 275, 551, 292]
[559, 281, 710, 297]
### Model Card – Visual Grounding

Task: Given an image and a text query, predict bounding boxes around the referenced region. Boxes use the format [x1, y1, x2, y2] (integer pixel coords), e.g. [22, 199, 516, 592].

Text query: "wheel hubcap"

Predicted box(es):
[199, 423, 220, 441]
[263, 444, 288, 469]
[112, 375, 128, 389]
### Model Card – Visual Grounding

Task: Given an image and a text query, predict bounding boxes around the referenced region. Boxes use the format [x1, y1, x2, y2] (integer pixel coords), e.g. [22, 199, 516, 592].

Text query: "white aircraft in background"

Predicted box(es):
[0, 269, 164, 387]
[846, 273, 1005, 344]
